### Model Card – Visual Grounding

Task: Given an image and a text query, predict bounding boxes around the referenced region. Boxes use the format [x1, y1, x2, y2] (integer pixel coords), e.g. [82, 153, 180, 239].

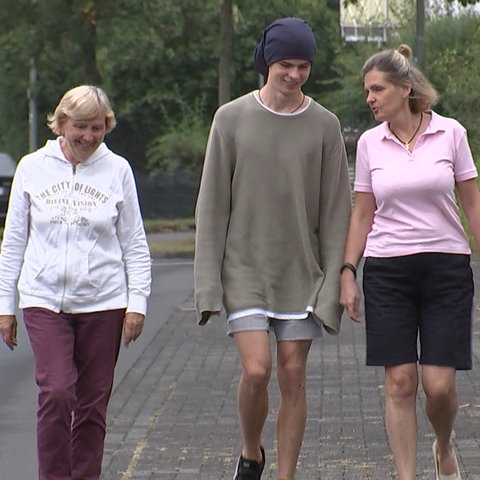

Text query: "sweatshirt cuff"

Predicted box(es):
[127, 294, 148, 316]
[0, 295, 17, 315]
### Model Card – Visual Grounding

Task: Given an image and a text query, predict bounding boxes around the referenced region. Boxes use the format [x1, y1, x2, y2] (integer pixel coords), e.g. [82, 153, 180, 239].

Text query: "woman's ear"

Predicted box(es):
[402, 82, 413, 99]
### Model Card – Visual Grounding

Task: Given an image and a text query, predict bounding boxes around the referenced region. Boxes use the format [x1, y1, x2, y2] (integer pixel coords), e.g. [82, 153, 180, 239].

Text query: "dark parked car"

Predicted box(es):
[0, 153, 17, 225]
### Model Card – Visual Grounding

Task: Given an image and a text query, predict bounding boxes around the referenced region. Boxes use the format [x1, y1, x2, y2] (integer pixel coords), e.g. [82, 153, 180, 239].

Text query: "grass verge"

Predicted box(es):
[143, 217, 195, 234]
[149, 237, 195, 259]
[144, 218, 195, 258]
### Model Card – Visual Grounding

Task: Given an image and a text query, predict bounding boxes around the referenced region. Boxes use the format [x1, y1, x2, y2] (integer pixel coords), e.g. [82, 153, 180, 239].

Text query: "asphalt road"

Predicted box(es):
[0, 258, 194, 480]
[0, 313, 37, 480]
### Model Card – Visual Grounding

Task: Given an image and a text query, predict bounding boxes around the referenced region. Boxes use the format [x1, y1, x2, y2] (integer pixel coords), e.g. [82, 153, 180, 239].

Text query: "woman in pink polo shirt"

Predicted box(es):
[340, 44, 480, 480]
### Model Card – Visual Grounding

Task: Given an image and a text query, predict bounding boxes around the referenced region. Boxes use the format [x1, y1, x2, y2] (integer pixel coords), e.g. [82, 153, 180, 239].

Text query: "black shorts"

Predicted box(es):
[363, 253, 473, 370]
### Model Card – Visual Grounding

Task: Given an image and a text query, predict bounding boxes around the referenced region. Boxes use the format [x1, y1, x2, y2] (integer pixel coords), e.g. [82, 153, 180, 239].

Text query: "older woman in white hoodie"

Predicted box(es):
[0, 85, 151, 480]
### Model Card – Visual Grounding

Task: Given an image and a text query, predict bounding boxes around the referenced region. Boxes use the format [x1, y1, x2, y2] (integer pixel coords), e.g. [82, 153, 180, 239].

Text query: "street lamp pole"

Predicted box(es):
[28, 57, 38, 152]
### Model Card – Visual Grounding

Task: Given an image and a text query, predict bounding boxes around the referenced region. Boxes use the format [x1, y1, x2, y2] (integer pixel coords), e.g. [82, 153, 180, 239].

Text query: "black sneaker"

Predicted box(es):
[233, 446, 265, 480]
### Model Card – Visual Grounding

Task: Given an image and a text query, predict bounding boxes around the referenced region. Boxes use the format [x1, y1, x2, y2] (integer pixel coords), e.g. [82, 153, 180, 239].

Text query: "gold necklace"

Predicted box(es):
[389, 112, 423, 150]
[258, 89, 305, 113]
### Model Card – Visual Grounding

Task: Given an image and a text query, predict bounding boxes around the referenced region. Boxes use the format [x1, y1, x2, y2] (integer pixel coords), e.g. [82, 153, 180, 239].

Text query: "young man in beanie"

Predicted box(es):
[194, 17, 351, 480]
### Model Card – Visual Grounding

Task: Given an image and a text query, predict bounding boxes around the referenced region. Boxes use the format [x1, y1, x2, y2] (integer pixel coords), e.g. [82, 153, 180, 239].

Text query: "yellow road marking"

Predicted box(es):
[120, 440, 147, 479]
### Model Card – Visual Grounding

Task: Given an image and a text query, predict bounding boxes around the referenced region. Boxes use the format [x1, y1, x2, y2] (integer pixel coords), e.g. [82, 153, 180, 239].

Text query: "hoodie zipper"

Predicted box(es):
[60, 163, 77, 310]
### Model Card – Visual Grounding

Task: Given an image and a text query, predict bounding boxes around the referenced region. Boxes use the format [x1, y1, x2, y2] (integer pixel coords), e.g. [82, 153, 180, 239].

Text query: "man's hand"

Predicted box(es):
[198, 311, 211, 326]
[123, 312, 145, 347]
[0, 315, 18, 350]
[198, 310, 221, 326]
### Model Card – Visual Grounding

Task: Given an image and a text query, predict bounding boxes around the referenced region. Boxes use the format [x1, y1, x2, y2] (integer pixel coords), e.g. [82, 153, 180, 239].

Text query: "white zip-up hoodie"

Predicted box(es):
[0, 139, 151, 315]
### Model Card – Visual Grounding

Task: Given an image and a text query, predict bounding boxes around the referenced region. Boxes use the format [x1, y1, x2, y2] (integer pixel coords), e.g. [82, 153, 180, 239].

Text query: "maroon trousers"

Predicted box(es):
[23, 307, 125, 480]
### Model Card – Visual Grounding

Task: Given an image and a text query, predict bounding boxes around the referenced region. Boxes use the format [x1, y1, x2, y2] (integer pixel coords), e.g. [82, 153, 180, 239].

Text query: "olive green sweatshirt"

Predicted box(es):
[194, 92, 351, 334]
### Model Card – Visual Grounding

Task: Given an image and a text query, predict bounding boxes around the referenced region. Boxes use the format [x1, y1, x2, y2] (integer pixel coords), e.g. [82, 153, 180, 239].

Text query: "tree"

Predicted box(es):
[425, 12, 480, 158]
[218, 0, 233, 105]
[414, 0, 425, 68]
[100, 0, 219, 169]
[0, 0, 373, 173]
[0, 0, 106, 157]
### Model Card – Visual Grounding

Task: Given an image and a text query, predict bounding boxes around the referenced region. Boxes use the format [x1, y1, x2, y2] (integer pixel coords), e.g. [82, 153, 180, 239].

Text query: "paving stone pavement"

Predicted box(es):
[100, 257, 480, 480]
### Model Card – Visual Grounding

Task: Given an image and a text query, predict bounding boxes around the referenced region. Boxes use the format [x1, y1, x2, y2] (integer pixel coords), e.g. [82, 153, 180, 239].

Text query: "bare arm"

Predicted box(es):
[457, 178, 480, 250]
[340, 192, 376, 322]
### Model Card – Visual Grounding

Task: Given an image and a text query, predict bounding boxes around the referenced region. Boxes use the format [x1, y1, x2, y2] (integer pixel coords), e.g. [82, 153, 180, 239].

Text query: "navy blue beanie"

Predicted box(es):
[253, 17, 317, 77]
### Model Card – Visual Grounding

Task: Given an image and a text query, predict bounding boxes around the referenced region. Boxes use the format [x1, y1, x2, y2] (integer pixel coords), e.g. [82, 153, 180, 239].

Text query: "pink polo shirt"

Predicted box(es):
[355, 111, 477, 258]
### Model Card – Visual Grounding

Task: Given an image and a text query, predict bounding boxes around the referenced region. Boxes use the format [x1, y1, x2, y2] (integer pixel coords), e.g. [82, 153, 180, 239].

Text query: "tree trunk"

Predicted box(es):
[218, 0, 233, 106]
[414, 0, 425, 69]
[82, 19, 102, 84]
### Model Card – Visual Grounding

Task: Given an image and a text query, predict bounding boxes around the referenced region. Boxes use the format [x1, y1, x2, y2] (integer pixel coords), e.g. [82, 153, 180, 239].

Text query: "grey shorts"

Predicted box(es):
[227, 313, 323, 341]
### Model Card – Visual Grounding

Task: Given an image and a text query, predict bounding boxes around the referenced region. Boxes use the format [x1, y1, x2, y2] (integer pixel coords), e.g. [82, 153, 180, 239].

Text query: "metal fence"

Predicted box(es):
[135, 170, 200, 219]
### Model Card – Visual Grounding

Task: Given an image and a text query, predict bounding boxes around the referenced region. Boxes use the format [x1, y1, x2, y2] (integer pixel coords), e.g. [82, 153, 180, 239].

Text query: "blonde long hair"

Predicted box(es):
[362, 44, 438, 113]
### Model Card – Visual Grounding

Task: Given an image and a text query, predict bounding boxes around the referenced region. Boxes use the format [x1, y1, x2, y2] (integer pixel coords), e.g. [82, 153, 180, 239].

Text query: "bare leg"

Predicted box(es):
[384, 363, 419, 480]
[276, 339, 312, 480]
[234, 330, 272, 462]
[422, 365, 459, 476]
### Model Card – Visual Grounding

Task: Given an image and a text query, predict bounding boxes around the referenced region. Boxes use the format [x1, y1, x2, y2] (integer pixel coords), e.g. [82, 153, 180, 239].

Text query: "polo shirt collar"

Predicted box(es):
[379, 110, 445, 142]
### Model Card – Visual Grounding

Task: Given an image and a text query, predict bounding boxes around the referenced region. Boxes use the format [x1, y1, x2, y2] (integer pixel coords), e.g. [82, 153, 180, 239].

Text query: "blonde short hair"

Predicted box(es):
[47, 85, 117, 136]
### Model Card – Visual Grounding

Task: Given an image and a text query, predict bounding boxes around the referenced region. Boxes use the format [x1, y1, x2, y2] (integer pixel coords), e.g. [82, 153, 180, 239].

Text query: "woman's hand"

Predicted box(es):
[340, 275, 361, 323]
[122, 312, 145, 347]
[0, 315, 18, 350]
